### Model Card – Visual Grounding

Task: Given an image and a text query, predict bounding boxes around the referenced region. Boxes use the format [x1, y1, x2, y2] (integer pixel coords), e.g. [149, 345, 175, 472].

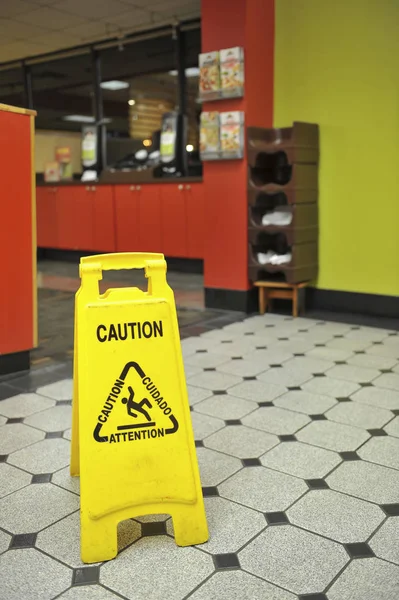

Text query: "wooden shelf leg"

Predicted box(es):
[293, 286, 299, 318]
[259, 287, 267, 315]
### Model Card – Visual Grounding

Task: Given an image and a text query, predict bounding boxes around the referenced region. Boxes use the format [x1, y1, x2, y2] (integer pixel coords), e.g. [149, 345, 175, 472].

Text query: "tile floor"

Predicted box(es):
[1, 313, 399, 599]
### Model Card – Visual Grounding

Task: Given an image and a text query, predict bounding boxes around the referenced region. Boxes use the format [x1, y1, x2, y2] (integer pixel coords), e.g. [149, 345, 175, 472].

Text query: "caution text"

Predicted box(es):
[97, 321, 163, 342]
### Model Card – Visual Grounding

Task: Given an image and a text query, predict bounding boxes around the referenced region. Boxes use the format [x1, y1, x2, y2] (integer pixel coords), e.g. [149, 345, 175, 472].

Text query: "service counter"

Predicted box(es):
[36, 178, 204, 260]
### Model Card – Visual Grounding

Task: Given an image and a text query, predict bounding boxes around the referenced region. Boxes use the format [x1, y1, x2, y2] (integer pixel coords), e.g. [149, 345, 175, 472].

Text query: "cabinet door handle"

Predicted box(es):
[86, 186, 90, 191]
[136, 185, 141, 191]
[178, 184, 184, 190]
[130, 185, 135, 191]
[91, 186, 96, 191]
[186, 185, 191, 190]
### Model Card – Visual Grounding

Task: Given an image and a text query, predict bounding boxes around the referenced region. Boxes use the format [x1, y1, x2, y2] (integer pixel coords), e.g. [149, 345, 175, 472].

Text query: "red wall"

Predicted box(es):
[201, 0, 275, 292]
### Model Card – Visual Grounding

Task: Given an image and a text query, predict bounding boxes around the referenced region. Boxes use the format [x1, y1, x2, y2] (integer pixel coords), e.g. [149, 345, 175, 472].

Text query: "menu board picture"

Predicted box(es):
[56, 146, 72, 181]
[200, 111, 244, 161]
[220, 111, 244, 158]
[199, 51, 220, 100]
[44, 161, 60, 182]
[220, 47, 244, 97]
[200, 112, 220, 159]
[82, 126, 97, 168]
[160, 112, 178, 164]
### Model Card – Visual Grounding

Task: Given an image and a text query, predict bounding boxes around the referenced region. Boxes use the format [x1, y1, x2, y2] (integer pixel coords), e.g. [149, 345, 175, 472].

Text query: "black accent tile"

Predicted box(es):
[299, 329, 309, 333]
[279, 435, 297, 442]
[6, 417, 23, 424]
[196, 349, 208, 353]
[204, 367, 216, 372]
[360, 382, 373, 387]
[189, 405, 193, 412]
[244, 332, 254, 336]
[334, 335, 344, 338]
[367, 429, 388, 436]
[265, 324, 275, 328]
[339, 451, 360, 461]
[202, 486, 219, 497]
[265, 512, 289, 525]
[225, 419, 242, 426]
[72, 566, 100, 586]
[270, 364, 282, 368]
[294, 353, 305, 357]
[380, 369, 393, 374]
[213, 390, 227, 395]
[31, 473, 52, 484]
[10, 533, 37, 549]
[392, 409, 399, 416]
[0, 455, 8, 462]
[231, 356, 243, 360]
[288, 386, 301, 391]
[298, 594, 328, 600]
[381, 503, 399, 516]
[337, 397, 352, 402]
[373, 341, 383, 345]
[335, 361, 347, 365]
[355, 350, 366, 354]
[279, 338, 289, 341]
[258, 401, 273, 407]
[344, 542, 374, 559]
[221, 340, 233, 344]
[351, 326, 360, 330]
[56, 399, 72, 405]
[243, 376, 256, 380]
[256, 346, 267, 350]
[141, 521, 167, 537]
[310, 414, 327, 421]
[315, 344, 325, 347]
[242, 458, 261, 467]
[313, 373, 326, 377]
[213, 553, 240, 570]
[306, 479, 329, 490]
[195, 440, 204, 447]
[45, 431, 64, 439]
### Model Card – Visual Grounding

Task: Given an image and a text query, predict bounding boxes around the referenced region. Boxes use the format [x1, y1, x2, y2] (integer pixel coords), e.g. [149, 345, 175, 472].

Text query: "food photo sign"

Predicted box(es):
[199, 47, 244, 101]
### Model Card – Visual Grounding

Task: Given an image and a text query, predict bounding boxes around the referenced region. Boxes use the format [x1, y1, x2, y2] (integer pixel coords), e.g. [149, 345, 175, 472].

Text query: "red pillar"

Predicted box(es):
[201, 0, 275, 310]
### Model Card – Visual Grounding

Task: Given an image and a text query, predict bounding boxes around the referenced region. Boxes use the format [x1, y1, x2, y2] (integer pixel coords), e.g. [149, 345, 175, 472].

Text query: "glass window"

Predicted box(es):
[0, 66, 26, 109]
[31, 53, 93, 132]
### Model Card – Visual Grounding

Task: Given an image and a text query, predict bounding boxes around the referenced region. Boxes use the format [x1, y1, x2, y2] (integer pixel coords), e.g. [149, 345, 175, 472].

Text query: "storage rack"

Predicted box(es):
[247, 121, 319, 284]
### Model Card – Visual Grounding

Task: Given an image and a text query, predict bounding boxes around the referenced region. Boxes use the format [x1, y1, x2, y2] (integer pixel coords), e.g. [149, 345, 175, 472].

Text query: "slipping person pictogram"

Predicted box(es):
[121, 386, 152, 422]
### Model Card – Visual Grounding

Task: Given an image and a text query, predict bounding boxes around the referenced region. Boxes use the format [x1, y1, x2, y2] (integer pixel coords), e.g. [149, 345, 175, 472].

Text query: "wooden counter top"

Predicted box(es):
[0, 103, 37, 117]
[36, 176, 203, 187]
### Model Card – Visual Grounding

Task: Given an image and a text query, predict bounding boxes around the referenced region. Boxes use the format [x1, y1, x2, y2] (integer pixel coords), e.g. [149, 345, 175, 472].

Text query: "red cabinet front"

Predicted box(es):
[36, 181, 204, 258]
[114, 185, 140, 252]
[137, 185, 162, 253]
[160, 184, 187, 257]
[92, 185, 115, 252]
[36, 187, 58, 248]
[186, 184, 204, 259]
[56, 186, 93, 250]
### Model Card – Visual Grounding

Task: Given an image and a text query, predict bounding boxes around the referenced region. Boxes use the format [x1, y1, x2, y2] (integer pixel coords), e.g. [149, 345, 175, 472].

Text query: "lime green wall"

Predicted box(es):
[274, 0, 399, 296]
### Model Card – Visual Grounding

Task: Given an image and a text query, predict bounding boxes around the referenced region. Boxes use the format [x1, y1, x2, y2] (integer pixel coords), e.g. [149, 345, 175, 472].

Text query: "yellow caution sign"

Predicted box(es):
[70, 253, 208, 563]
